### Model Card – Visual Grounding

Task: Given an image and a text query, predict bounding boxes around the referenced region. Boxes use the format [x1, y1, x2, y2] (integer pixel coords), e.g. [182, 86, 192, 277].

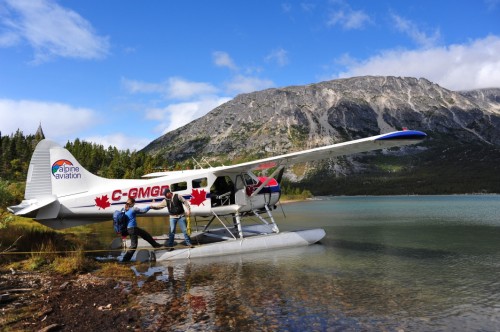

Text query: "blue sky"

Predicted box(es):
[1, 0, 499, 151]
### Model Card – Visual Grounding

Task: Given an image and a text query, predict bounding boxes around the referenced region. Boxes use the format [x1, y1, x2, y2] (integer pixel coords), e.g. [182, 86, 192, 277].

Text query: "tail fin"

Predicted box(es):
[25, 139, 105, 199]
[10, 139, 115, 222]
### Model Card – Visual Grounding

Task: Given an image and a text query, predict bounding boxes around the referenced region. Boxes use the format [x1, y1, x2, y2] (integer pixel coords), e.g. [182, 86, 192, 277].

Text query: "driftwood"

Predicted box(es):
[37, 323, 64, 332]
[0, 288, 34, 303]
[2, 288, 33, 293]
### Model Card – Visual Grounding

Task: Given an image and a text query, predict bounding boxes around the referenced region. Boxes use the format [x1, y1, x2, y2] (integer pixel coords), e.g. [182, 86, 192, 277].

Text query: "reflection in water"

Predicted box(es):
[88, 196, 500, 331]
[329, 239, 456, 259]
[131, 244, 500, 331]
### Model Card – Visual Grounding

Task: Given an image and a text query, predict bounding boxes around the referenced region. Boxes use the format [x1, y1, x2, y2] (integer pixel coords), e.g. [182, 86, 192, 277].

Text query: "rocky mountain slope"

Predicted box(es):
[142, 76, 500, 195]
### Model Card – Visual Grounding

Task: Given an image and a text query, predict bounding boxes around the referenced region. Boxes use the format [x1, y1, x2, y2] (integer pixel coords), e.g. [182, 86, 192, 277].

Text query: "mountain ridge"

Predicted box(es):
[142, 76, 500, 194]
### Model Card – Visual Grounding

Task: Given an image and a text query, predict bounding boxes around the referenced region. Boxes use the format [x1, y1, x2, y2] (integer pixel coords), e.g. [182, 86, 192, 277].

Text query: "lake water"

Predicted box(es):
[91, 195, 500, 331]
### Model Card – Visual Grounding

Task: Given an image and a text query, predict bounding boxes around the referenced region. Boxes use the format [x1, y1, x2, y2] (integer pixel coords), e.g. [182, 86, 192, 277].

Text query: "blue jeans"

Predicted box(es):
[167, 216, 192, 247]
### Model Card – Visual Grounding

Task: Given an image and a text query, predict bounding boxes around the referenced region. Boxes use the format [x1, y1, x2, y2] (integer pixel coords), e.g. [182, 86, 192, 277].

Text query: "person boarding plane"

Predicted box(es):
[8, 129, 427, 261]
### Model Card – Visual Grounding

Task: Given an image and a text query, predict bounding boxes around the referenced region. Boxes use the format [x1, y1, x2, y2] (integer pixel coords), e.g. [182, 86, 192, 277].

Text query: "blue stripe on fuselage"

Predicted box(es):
[258, 185, 281, 194]
[375, 130, 427, 141]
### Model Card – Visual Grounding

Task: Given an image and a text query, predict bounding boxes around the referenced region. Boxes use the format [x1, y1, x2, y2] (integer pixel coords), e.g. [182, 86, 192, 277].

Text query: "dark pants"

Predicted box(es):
[122, 227, 161, 262]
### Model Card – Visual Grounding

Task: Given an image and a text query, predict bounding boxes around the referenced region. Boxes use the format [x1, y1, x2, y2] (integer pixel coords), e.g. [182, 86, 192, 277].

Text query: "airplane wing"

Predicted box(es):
[213, 130, 426, 175]
[142, 169, 203, 178]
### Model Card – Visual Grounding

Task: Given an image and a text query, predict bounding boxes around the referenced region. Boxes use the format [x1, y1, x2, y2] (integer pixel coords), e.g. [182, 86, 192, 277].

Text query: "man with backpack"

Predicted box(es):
[121, 198, 162, 262]
[150, 188, 193, 251]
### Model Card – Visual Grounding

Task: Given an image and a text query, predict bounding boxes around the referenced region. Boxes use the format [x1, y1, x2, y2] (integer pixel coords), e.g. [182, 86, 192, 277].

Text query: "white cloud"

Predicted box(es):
[122, 77, 218, 100]
[327, 9, 371, 30]
[0, 31, 20, 46]
[0, 99, 98, 139]
[485, 0, 500, 10]
[335, 35, 500, 90]
[121, 78, 166, 94]
[300, 3, 316, 12]
[225, 75, 275, 94]
[168, 77, 219, 99]
[281, 3, 292, 13]
[265, 48, 289, 67]
[0, 0, 109, 63]
[123, 52, 276, 136]
[391, 14, 440, 48]
[146, 97, 231, 134]
[213, 51, 238, 70]
[325, 0, 372, 30]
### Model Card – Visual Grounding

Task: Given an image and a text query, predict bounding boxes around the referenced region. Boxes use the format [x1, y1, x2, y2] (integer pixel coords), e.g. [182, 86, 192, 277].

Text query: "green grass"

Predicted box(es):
[0, 212, 104, 274]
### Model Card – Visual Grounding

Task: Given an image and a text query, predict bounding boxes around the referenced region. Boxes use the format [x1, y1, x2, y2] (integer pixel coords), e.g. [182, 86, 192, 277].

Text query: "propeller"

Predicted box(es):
[275, 166, 285, 184]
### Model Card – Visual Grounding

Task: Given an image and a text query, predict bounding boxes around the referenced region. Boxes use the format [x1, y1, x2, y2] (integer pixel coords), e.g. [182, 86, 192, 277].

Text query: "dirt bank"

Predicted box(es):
[0, 268, 176, 331]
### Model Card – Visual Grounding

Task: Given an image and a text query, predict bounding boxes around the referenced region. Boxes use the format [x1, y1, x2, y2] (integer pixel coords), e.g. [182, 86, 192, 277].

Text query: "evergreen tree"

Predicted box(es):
[0, 129, 168, 184]
[0, 131, 3, 179]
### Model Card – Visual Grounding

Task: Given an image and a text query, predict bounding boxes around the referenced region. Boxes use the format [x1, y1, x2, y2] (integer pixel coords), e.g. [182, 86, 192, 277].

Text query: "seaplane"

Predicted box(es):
[8, 129, 426, 262]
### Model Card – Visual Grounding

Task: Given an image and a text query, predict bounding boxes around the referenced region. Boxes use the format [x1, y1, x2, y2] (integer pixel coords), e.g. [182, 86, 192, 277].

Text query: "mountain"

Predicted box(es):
[142, 76, 500, 195]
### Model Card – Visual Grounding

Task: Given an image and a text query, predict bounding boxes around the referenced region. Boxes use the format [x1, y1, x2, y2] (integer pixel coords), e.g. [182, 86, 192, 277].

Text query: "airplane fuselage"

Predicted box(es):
[63, 169, 280, 218]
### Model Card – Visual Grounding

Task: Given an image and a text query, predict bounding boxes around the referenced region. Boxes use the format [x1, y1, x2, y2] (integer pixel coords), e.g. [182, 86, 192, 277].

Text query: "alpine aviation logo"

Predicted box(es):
[51, 159, 82, 179]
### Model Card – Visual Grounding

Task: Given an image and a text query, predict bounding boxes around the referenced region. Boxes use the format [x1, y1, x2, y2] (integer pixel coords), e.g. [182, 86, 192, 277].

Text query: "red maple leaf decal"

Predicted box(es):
[95, 195, 111, 210]
[190, 189, 206, 206]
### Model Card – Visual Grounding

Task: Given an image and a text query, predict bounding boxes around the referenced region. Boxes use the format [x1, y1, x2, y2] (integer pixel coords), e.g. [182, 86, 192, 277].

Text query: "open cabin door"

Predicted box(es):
[234, 172, 264, 208]
[210, 176, 235, 207]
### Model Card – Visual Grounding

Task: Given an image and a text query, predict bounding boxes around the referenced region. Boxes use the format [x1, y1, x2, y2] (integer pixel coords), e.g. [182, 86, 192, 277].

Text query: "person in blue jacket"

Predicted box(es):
[122, 198, 161, 262]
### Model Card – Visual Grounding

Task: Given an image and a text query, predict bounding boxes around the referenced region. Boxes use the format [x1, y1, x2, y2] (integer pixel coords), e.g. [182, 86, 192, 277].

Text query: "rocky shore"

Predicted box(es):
[0, 267, 180, 331]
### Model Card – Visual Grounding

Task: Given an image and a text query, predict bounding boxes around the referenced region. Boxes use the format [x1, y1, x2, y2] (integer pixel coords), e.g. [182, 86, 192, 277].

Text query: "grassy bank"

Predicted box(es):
[279, 189, 313, 202]
[0, 209, 111, 275]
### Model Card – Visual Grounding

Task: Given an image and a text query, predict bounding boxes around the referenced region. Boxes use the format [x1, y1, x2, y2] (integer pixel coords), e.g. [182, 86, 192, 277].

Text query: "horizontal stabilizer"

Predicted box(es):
[36, 199, 61, 220]
[35, 217, 110, 230]
[8, 195, 58, 216]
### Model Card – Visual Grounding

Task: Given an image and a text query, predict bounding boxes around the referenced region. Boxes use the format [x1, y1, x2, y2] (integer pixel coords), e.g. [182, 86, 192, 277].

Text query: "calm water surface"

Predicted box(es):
[92, 195, 500, 331]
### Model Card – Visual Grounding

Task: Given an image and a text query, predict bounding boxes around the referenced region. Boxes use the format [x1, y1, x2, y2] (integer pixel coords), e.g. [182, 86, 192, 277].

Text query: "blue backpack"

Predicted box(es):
[113, 209, 128, 235]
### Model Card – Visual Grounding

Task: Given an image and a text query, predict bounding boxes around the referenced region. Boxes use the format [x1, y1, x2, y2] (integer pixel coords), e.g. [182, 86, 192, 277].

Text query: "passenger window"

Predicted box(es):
[192, 178, 207, 188]
[170, 181, 187, 192]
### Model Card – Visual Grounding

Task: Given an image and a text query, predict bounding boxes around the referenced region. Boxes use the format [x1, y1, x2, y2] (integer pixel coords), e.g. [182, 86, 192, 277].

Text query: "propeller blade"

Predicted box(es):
[276, 167, 285, 184]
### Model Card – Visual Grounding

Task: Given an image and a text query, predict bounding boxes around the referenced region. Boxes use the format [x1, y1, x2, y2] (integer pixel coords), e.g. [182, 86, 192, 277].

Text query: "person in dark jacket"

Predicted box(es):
[121, 198, 161, 262]
[150, 188, 193, 251]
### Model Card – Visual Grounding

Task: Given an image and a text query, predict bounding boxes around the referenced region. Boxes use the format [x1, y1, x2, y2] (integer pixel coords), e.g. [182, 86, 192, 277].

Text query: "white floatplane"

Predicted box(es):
[8, 130, 426, 262]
